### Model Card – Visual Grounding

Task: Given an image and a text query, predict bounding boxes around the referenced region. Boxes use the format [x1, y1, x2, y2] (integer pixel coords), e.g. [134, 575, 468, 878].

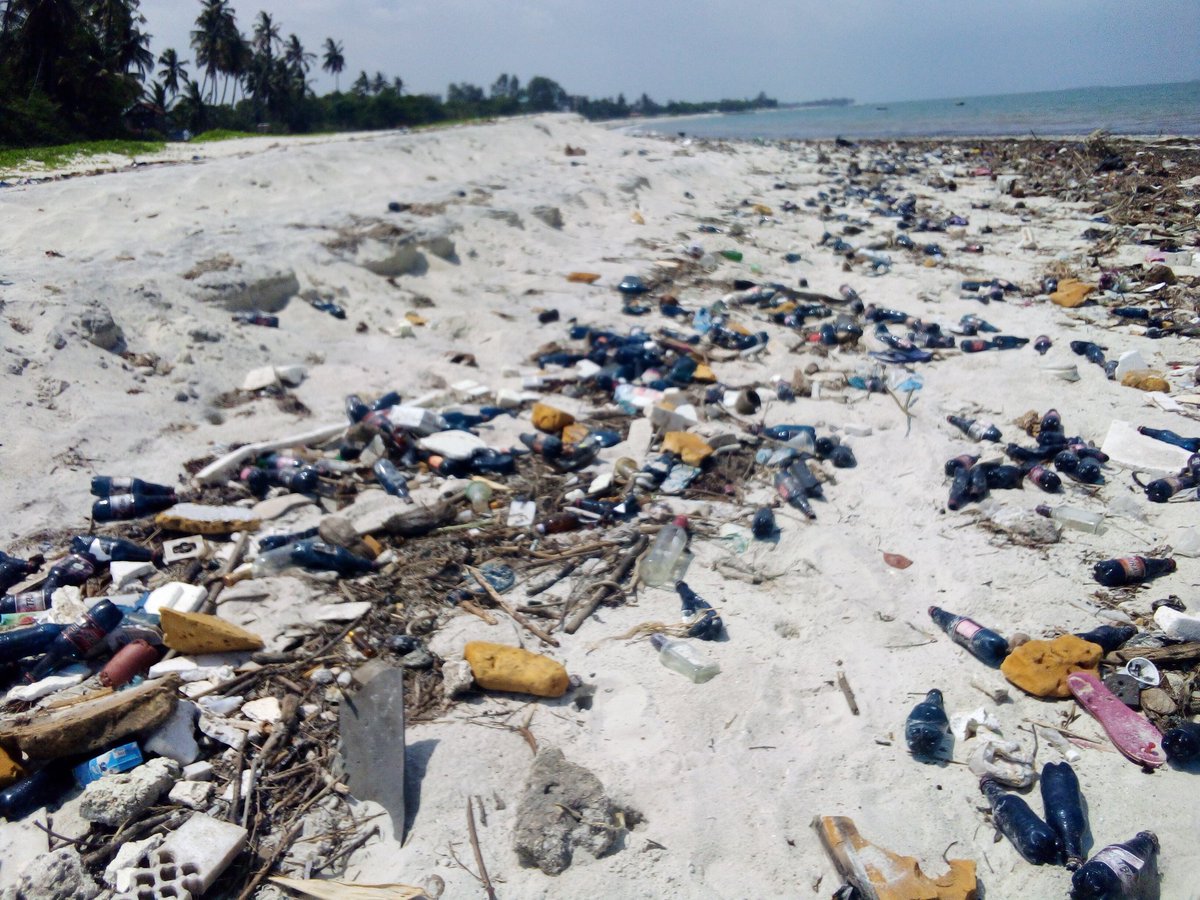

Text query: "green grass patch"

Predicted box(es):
[190, 129, 261, 143]
[0, 139, 165, 176]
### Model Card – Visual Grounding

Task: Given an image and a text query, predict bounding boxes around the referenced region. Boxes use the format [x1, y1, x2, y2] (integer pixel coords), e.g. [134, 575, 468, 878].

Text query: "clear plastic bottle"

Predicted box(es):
[650, 634, 719, 683]
[640, 516, 690, 587]
[1035, 504, 1104, 534]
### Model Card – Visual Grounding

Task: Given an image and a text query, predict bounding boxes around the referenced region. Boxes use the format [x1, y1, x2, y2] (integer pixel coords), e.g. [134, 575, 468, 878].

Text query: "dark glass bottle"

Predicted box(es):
[0, 552, 41, 594]
[92, 493, 176, 522]
[25, 600, 124, 682]
[1070, 340, 1107, 366]
[1024, 464, 1062, 493]
[774, 470, 815, 519]
[90, 476, 175, 498]
[1070, 831, 1159, 899]
[676, 582, 722, 640]
[990, 335, 1029, 350]
[1136, 426, 1200, 453]
[1162, 722, 1200, 764]
[289, 540, 375, 578]
[42, 554, 97, 593]
[829, 445, 856, 468]
[69, 535, 155, 564]
[1008, 442, 1055, 463]
[928, 606, 1009, 667]
[944, 455, 978, 476]
[1042, 762, 1088, 869]
[0, 591, 50, 614]
[1093, 556, 1175, 587]
[960, 339, 993, 353]
[981, 777, 1063, 865]
[905, 689, 949, 760]
[1055, 450, 1081, 472]
[0, 623, 66, 665]
[272, 465, 321, 493]
[1041, 408, 1064, 435]
[751, 508, 776, 539]
[1074, 625, 1136, 654]
[520, 432, 564, 459]
[947, 467, 972, 511]
[1144, 474, 1194, 503]
[947, 415, 1001, 442]
[982, 464, 1023, 490]
[232, 312, 278, 327]
[468, 449, 518, 476]
[0, 765, 71, 821]
[535, 513, 583, 536]
[761, 424, 816, 444]
[1034, 335, 1052, 354]
[372, 459, 411, 501]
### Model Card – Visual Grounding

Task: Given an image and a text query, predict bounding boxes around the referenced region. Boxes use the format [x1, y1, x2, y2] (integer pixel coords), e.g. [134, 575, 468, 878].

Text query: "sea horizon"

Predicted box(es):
[624, 79, 1200, 141]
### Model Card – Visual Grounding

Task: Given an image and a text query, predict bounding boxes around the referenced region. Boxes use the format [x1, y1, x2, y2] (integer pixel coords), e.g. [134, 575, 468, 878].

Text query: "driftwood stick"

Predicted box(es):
[467, 565, 559, 648]
[466, 797, 498, 900]
[836, 669, 860, 716]
[564, 535, 647, 634]
[194, 422, 348, 485]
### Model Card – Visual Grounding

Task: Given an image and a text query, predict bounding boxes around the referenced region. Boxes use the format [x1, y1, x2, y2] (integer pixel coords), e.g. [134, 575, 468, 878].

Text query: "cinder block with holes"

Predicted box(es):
[116, 812, 247, 899]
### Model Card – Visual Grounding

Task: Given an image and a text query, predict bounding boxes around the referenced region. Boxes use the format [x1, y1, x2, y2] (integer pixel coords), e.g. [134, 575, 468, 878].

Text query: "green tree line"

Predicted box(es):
[0, 0, 776, 148]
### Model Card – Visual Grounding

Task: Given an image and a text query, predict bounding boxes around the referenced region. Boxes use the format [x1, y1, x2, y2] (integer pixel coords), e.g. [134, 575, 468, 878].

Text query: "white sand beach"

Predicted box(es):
[1, 115, 1199, 899]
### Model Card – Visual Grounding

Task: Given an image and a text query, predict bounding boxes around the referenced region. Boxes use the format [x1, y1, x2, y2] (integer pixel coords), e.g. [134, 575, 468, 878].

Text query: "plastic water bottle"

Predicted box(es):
[1070, 831, 1159, 899]
[640, 516, 690, 587]
[980, 777, 1063, 866]
[649, 634, 719, 683]
[1035, 505, 1104, 534]
[905, 689, 949, 760]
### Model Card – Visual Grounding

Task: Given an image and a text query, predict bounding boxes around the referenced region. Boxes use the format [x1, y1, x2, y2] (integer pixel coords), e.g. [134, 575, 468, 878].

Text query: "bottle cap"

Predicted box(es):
[650, 633, 668, 651]
[672, 515, 689, 530]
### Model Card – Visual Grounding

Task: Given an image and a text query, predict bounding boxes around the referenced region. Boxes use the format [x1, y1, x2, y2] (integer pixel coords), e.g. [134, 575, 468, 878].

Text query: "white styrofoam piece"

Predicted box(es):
[418, 429, 488, 460]
[144, 581, 207, 615]
[162, 535, 210, 564]
[110, 560, 155, 591]
[1100, 419, 1192, 477]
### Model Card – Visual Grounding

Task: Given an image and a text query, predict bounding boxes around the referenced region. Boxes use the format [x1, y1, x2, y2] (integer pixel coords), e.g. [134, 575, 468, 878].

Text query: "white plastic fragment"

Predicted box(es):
[5, 671, 87, 704]
[316, 601, 372, 622]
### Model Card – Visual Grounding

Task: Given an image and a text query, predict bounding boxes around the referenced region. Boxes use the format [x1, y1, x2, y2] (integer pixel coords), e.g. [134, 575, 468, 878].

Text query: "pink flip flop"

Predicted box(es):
[1068, 671, 1166, 768]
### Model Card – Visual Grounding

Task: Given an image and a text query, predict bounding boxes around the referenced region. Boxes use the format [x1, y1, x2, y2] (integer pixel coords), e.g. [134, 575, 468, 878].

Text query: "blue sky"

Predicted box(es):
[142, 0, 1200, 104]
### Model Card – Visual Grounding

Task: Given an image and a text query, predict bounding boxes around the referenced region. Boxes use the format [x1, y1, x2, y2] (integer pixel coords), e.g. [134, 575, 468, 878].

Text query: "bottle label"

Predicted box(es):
[109, 477, 135, 492]
[1118, 557, 1146, 580]
[108, 494, 138, 515]
[80, 538, 110, 561]
[65, 616, 109, 655]
[1092, 847, 1144, 886]
[13, 593, 45, 613]
[954, 619, 982, 641]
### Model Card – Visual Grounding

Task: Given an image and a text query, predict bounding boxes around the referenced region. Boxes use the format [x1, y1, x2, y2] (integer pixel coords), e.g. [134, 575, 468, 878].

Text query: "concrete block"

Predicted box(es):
[117, 813, 247, 899]
[338, 667, 405, 836]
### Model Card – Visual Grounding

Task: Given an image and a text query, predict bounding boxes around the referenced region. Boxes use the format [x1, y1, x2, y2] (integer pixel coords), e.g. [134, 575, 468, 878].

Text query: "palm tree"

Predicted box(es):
[146, 79, 168, 110]
[190, 0, 226, 102]
[321, 37, 344, 92]
[370, 71, 387, 95]
[157, 47, 187, 97]
[351, 70, 369, 97]
[174, 77, 207, 132]
[252, 10, 280, 58]
[283, 33, 312, 80]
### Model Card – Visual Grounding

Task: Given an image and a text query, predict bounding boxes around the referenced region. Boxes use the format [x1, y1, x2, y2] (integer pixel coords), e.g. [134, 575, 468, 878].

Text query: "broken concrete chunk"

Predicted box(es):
[120, 812, 247, 898]
[81, 758, 180, 826]
[513, 748, 622, 875]
[168, 780, 215, 810]
[103, 833, 164, 891]
[161, 607, 265, 654]
[532, 205, 564, 229]
[10, 846, 102, 900]
[241, 696, 282, 723]
[338, 667, 406, 836]
[188, 258, 299, 312]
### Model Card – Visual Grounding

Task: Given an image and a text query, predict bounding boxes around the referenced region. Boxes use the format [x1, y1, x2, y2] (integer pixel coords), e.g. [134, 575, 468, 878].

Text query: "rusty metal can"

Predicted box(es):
[99, 640, 161, 688]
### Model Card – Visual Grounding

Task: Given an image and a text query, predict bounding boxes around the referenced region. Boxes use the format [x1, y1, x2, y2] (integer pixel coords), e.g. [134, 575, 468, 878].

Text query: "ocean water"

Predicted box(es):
[627, 81, 1200, 141]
